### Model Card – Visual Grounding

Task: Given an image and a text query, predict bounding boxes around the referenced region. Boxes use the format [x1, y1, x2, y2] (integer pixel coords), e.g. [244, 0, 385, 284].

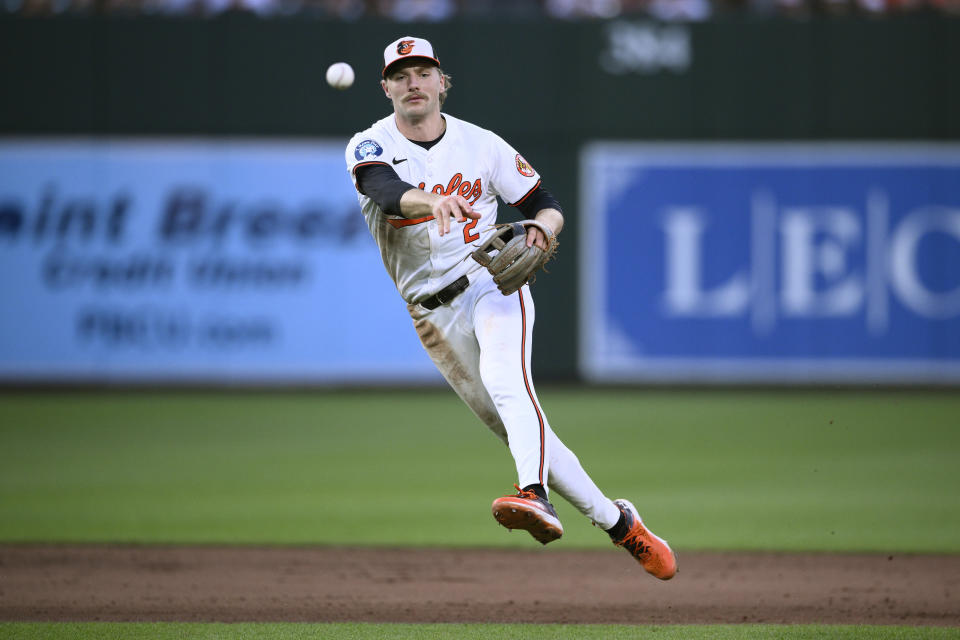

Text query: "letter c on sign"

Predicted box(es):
[889, 207, 960, 318]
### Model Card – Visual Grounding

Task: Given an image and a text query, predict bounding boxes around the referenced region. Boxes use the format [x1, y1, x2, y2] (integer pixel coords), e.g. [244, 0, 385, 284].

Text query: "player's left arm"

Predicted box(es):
[489, 133, 563, 250]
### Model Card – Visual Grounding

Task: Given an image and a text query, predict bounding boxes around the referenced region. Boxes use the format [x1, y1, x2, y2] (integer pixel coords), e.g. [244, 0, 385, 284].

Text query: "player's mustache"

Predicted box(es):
[405, 92, 427, 102]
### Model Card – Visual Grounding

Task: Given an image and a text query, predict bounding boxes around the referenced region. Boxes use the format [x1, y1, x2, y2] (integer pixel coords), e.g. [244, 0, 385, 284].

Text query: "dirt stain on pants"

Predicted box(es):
[410, 311, 508, 445]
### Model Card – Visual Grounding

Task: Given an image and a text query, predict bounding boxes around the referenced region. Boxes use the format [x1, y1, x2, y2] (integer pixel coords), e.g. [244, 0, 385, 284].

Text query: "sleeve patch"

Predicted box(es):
[515, 154, 535, 177]
[354, 139, 384, 161]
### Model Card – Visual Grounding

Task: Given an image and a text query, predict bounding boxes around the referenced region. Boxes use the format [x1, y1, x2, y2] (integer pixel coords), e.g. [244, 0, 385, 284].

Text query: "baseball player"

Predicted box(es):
[345, 36, 677, 580]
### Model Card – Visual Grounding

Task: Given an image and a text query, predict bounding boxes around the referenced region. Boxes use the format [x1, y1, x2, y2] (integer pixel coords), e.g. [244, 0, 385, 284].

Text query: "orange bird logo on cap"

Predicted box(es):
[397, 40, 415, 55]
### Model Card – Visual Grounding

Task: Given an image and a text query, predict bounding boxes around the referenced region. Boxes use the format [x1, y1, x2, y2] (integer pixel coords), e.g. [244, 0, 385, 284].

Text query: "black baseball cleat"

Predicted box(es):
[610, 498, 678, 580]
[492, 484, 564, 545]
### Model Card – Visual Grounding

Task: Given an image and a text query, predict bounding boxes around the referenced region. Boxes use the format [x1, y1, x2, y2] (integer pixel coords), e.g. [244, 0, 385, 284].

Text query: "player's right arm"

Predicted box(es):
[355, 163, 479, 237]
[347, 133, 479, 237]
[397, 188, 479, 237]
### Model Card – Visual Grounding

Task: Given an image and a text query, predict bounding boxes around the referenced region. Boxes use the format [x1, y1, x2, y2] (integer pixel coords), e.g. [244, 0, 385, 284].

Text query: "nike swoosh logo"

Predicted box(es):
[392, 157, 407, 165]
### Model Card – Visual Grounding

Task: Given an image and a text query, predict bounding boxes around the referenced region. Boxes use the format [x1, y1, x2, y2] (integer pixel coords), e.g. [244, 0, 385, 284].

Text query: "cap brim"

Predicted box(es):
[382, 56, 441, 78]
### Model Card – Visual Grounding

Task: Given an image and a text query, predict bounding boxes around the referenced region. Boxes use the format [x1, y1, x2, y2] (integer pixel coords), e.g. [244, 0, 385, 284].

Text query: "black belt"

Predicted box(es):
[419, 275, 470, 310]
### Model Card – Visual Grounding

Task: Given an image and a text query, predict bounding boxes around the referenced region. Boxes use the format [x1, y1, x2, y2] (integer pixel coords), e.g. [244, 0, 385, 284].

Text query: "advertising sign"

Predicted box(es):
[580, 144, 960, 383]
[0, 139, 440, 383]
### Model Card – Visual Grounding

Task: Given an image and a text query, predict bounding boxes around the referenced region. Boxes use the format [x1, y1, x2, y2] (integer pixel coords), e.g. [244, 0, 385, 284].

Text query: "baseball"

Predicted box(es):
[326, 62, 355, 90]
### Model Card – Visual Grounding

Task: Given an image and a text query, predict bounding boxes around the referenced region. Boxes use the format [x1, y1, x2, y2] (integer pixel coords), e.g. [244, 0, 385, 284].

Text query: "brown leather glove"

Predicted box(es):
[470, 220, 559, 296]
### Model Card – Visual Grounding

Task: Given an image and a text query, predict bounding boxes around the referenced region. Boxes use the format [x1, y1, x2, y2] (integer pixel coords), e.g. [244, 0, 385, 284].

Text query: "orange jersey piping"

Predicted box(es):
[509, 179, 542, 208]
[387, 215, 434, 229]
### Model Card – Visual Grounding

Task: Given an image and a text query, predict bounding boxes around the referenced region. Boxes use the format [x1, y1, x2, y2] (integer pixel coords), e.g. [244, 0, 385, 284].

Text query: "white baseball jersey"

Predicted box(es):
[345, 113, 542, 304]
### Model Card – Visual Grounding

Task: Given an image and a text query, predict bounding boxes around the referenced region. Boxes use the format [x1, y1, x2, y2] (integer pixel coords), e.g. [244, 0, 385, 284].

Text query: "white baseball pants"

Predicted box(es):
[407, 267, 621, 529]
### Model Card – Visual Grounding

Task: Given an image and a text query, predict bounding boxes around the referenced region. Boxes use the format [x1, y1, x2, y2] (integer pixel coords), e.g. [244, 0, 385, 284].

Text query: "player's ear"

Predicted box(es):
[380, 79, 390, 98]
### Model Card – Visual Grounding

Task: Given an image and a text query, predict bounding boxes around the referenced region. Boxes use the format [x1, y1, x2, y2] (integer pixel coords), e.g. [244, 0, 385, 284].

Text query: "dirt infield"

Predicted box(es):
[2, 545, 958, 626]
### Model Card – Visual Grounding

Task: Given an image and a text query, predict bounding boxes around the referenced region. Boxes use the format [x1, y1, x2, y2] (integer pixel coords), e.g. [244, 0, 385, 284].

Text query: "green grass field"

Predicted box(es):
[1, 388, 958, 551]
[2, 388, 959, 639]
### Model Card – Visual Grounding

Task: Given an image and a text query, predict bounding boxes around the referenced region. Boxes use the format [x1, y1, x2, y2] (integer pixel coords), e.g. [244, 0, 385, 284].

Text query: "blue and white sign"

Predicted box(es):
[0, 138, 441, 383]
[580, 143, 960, 383]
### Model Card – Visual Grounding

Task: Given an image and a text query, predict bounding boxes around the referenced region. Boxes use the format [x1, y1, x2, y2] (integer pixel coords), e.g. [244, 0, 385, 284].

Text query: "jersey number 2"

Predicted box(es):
[462, 218, 479, 243]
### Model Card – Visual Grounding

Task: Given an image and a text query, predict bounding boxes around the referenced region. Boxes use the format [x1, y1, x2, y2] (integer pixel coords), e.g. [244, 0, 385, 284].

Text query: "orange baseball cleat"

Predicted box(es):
[491, 484, 564, 545]
[610, 499, 678, 580]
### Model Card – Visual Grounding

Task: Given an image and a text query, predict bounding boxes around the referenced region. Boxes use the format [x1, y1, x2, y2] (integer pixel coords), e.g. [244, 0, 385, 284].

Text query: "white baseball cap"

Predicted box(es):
[382, 36, 441, 78]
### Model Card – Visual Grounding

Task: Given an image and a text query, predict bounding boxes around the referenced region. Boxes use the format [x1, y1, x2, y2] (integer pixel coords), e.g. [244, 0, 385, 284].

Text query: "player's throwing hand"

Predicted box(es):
[432, 194, 480, 236]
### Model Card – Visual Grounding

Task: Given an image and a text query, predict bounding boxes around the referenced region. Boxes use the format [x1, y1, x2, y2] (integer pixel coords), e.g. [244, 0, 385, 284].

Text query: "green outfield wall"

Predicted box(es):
[1, 16, 957, 379]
